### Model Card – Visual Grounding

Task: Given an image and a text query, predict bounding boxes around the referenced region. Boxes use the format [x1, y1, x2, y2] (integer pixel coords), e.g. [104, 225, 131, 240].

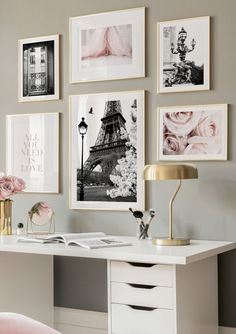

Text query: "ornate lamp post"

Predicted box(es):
[167, 27, 196, 86]
[170, 27, 196, 62]
[78, 117, 88, 201]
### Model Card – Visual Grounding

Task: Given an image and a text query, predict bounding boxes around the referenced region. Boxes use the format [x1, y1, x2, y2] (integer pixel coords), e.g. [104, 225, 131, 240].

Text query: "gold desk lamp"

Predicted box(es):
[143, 164, 198, 246]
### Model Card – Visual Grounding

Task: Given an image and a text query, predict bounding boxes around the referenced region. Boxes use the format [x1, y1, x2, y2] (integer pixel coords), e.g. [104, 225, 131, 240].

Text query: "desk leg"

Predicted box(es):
[175, 256, 218, 334]
[107, 260, 111, 334]
[0, 252, 53, 327]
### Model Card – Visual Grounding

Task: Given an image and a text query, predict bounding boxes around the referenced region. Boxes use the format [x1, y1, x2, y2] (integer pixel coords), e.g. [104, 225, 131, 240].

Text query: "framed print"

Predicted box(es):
[6, 113, 59, 193]
[158, 104, 227, 161]
[158, 16, 210, 93]
[70, 91, 145, 210]
[70, 7, 145, 83]
[18, 35, 59, 102]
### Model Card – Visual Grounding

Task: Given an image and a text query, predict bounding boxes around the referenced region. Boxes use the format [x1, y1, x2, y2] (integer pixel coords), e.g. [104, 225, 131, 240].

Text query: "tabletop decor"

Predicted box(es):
[143, 163, 198, 246]
[158, 104, 228, 161]
[158, 16, 210, 93]
[70, 7, 145, 83]
[27, 201, 55, 235]
[0, 173, 26, 235]
[69, 90, 145, 211]
[129, 208, 155, 239]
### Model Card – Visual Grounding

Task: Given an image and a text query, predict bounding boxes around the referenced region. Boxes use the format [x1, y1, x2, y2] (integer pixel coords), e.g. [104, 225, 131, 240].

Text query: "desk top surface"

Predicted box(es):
[0, 235, 234, 265]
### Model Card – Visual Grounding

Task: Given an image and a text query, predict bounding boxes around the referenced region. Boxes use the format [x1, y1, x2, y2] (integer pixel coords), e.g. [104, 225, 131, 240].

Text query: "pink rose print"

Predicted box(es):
[163, 111, 201, 137]
[163, 134, 187, 155]
[162, 110, 223, 157]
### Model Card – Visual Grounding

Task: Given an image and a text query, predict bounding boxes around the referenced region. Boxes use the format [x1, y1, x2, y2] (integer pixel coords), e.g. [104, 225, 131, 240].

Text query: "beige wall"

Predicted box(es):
[0, 0, 236, 327]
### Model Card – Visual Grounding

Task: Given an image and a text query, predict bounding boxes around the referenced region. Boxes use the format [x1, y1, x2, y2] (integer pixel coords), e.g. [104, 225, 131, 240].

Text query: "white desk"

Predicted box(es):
[0, 236, 234, 334]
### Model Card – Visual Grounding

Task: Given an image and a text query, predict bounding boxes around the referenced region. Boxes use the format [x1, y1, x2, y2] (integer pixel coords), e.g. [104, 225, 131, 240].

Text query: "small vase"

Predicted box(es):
[0, 200, 12, 235]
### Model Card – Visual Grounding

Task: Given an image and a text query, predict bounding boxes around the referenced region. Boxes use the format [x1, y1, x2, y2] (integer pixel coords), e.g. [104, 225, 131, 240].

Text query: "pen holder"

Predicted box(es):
[137, 223, 150, 240]
[129, 208, 155, 240]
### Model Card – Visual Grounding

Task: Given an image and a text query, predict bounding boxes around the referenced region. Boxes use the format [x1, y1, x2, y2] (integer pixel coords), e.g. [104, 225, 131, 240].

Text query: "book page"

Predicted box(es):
[18, 232, 106, 244]
[68, 237, 131, 249]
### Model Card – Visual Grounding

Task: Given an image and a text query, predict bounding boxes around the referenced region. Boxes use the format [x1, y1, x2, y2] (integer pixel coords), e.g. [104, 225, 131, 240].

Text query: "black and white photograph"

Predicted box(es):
[70, 91, 145, 211]
[18, 35, 59, 102]
[158, 16, 210, 93]
[70, 8, 145, 82]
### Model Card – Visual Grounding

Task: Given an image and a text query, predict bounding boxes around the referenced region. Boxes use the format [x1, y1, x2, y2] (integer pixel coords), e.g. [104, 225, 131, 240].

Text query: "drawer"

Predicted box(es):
[111, 282, 173, 309]
[111, 304, 174, 334]
[110, 261, 173, 287]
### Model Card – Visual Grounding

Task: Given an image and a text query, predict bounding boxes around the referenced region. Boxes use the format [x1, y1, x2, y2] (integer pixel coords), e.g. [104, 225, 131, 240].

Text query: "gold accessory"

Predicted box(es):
[143, 164, 198, 246]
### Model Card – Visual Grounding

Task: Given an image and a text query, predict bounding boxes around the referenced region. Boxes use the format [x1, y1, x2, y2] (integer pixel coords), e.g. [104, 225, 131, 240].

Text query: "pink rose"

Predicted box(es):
[29, 202, 53, 225]
[38, 202, 51, 214]
[9, 176, 26, 193]
[185, 136, 221, 155]
[0, 175, 26, 199]
[194, 111, 220, 137]
[163, 134, 187, 155]
[0, 176, 6, 184]
[0, 181, 15, 200]
[184, 110, 222, 156]
[163, 111, 201, 137]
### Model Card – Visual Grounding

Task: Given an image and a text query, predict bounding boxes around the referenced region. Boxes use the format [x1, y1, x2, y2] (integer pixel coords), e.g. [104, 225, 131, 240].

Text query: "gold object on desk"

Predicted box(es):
[0, 200, 12, 235]
[143, 164, 198, 246]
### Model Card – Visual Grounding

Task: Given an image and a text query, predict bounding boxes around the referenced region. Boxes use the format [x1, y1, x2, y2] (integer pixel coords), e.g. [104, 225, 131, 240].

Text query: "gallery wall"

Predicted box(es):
[0, 0, 236, 328]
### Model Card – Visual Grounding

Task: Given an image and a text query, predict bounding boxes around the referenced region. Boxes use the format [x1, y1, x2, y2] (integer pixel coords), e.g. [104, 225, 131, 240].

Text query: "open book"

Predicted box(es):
[17, 232, 132, 249]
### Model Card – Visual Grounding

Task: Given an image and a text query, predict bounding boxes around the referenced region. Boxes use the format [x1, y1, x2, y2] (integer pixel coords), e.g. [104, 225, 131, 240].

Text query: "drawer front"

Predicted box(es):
[110, 261, 173, 287]
[111, 282, 173, 309]
[111, 304, 174, 334]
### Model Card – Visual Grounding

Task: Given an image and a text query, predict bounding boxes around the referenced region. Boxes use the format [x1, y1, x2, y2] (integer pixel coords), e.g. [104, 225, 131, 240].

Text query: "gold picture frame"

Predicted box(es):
[157, 104, 228, 161]
[157, 16, 210, 93]
[18, 34, 59, 102]
[69, 7, 145, 83]
[6, 112, 59, 193]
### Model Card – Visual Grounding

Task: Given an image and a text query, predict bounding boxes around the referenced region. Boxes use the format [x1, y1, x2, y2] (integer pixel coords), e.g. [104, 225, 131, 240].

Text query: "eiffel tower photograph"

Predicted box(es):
[70, 91, 145, 211]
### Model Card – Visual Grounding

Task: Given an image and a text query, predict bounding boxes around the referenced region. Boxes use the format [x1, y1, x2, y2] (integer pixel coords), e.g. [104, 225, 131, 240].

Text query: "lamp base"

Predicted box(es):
[152, 238, 190, 246]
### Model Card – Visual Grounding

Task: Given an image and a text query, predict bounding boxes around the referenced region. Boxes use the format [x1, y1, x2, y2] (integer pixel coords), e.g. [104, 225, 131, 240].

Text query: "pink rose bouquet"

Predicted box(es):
[0, 174, 26, 200]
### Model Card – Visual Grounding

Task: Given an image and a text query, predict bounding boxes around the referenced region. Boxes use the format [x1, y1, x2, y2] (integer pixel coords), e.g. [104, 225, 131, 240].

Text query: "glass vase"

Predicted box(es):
[0, 200, 12, 235]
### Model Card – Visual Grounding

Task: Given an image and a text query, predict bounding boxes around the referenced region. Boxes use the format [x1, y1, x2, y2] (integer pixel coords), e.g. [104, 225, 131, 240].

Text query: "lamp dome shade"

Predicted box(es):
[143, 164, 198, 181]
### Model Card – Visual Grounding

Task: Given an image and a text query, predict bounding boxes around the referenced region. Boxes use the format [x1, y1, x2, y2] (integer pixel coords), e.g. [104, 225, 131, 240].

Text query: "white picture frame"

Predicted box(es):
[158, 104, 228, 161]
[6, 113, 59, 193]
[18, 34, 59, 102]
[158, 16, 210, 93]
[69, 7, 145, 83]
[69, 91, 145, 210]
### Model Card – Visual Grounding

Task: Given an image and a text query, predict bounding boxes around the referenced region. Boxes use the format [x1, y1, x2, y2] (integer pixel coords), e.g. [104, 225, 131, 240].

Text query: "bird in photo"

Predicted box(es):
[89, 107, 93, 114]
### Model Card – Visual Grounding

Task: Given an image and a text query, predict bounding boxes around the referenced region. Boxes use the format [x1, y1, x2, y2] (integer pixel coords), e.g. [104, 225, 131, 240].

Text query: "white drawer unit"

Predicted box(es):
[110, 261, 173, 287]
[109, 261, 174, 334]
[111, 304, 174, 334]
[111, 282, 173, 309]
[108, 256, 219, 334]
